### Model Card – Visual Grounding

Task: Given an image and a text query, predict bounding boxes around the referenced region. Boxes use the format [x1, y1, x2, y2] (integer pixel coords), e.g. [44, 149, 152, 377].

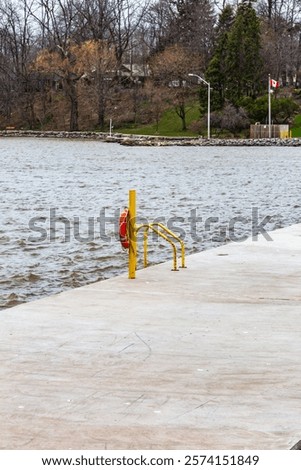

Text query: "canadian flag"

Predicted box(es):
[270, 79, 280, 88]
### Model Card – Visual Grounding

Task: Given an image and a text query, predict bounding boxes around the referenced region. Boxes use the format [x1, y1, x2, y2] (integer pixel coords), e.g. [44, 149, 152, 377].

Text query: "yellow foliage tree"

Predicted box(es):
[34, 40, 116, 130]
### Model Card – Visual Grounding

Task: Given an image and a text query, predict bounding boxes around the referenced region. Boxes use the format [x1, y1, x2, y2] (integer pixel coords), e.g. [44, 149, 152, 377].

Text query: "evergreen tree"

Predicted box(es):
[224, 1, 262, 104]
[204, 4, 234, 111]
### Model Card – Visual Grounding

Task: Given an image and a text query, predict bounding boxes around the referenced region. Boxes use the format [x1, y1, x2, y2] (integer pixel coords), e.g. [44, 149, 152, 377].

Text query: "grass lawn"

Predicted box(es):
[291, 114, 301, 137]
[116, 104, 201, 137]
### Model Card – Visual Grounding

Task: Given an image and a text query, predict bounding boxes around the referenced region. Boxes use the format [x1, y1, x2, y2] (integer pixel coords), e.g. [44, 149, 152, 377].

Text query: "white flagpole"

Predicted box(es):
[268, 74, 271, 138]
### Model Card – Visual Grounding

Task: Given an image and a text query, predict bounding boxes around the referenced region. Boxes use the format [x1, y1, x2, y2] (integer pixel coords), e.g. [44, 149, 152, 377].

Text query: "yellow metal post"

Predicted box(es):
[125, 190, 186, 277]
[128, 189, 137, 279]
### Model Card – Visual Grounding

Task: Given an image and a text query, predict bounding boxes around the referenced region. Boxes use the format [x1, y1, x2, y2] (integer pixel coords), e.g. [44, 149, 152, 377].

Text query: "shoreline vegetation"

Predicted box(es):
[1, 129, 301, 146]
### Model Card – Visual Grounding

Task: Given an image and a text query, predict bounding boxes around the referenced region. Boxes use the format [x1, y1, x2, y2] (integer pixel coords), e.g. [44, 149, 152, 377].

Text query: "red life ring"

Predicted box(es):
[119, 208, 129, 249]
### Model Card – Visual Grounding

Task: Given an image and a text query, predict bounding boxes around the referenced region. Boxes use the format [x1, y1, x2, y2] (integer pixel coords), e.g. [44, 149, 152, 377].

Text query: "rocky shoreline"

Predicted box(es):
[1, 129, 301, 146]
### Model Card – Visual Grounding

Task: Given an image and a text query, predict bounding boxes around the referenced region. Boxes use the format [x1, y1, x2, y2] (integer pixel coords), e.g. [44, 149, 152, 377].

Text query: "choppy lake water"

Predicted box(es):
[1, 138, 301, 309]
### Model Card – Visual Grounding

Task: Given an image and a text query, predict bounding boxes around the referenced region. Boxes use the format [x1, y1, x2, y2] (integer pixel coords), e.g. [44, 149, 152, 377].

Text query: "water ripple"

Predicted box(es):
[1, 138, 301, 309]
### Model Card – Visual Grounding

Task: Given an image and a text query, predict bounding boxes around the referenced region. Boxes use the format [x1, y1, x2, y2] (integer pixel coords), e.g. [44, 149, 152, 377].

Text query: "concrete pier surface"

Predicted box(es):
[1, 224, 301, 450]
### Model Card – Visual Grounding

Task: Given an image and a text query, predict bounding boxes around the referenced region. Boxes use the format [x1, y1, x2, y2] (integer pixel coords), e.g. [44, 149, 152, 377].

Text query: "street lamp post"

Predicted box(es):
[188, 73, 210, 139]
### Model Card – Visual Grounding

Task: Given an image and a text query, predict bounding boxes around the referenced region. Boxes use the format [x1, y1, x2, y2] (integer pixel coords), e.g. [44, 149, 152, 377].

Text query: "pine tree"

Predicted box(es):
[204, 4, 234, 111]
[224, 1, 262, 104]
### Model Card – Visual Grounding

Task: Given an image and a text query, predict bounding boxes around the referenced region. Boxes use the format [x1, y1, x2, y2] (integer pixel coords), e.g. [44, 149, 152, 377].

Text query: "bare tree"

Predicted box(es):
[108, 0, 150, 72]
[0, 0, 37, 127]
[143, 0, 176, 52]
[169, 0, 216, 63]
[79, 39, 117, 128]
[72, 0, 112, 41]
[144, 79, 169, 131]
[150, 43, 199, 130]
[31, 0, 83, 130]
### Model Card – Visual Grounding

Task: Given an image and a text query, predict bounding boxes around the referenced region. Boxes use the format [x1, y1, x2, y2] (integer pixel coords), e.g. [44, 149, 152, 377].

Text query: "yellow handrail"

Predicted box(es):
[137, 223, 179, 271]
[151, 222, 186, 269]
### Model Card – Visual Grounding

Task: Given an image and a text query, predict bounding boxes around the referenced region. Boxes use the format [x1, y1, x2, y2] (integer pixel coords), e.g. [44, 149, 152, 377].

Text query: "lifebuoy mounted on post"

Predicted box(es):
[119, 208, 129, 249]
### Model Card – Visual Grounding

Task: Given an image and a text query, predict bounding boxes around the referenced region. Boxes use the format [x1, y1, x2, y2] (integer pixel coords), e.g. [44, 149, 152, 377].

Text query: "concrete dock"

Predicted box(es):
[1, 224, 301, 450]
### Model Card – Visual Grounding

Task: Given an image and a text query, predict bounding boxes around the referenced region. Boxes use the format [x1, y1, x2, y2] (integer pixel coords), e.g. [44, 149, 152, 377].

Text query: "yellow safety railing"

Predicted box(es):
[137, 223, 186, 271]
[125, 189, 186, 279]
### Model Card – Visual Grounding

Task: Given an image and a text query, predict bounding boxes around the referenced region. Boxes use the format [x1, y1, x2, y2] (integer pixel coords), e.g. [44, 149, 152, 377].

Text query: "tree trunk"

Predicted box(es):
[97, 82, 106, 129]
[97, 102, 105, 129]
[176, 104, 187, 131]
[70, 97, 79, 131]
[181, 114, 187, 131]
[67, 78, 79, 131]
